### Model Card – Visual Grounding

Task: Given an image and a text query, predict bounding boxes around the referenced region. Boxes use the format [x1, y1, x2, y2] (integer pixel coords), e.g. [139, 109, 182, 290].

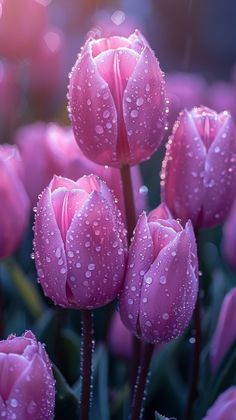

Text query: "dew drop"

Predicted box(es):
[136, 97, 144, 106]
[145, 277, 153, 285]
[10, 399, 18, 408]
[162, 313, 169, 320]
[128, 298, 133, 305]
[131, 109, 138, 118]
[95, 125, 104, 135]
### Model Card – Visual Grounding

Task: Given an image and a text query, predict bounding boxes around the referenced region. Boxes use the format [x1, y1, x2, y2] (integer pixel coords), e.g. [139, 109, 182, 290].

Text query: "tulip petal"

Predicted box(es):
[34, 187, 69, 307]
[119, 212, 153, 334]
[7, 353, 55, 420]
[161, 110, 206, 226]
[123, 46, 166, 165]
[202, 114, 236, 227]
[65, 191, 127, 309]
[68, 46, 118, 166]
[139, 230, 198, 343]
[0, 354, 29, 401]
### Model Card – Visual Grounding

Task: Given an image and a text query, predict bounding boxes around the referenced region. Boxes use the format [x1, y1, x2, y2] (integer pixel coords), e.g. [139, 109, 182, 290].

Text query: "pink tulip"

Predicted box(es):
[108, 310, 132, 359]
[222, 198, 236, 271]
[34, 175, 127, 309]
[161, 106, 236, 228]
[16, 123, 146, 217]
[210, 287, 236, 371]
[0, 330, 55, 419]
[203, 387, 236, 420]
[28, 27, 65, 115]
[0, 0, 48, 60]
[119, 203, 198, 344]
[68, 30, 166, 167]
[0, 145, 30, 258]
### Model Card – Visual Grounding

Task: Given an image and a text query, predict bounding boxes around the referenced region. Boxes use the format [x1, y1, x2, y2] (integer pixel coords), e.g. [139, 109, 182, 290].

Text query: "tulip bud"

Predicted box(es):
[119, 203, 198, 344]
[0, 0, 48, 60]
[0, 330, 55, 419]
[16, 123, 146, 217]
[68, 30, 166, 167]
[161, 106, 236, 228]
[210, 287, 236, 371]
[222, 197, 236, 271]
[34, 175, 127, 309]
[0, 145, 30, 258]
[108, 310, 132, 359]
[202, 387, 236, 420]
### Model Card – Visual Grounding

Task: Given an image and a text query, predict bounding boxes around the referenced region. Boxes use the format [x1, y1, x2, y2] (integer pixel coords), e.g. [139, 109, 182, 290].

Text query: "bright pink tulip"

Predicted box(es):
[166, 72, 207, 129]
[34, 175, 127, 309]
[29, 27, 65, 115]
[0, 0, 48, 60]
[161, 106, 236, 228]
[203, 387, 236, 420]
[222, 198, 236, 271]
[0, 145, 30, 258]
[108, 310, 132, 359]
[0, 330, 55, 419]
[210, 287, 236, 371]
[68, 30, 166, 167]
[119, 203, 198, 344]
[16, 123, 146, 217]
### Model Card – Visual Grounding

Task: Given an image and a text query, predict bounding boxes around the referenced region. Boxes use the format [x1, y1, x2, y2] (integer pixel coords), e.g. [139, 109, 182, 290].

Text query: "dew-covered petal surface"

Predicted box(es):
[65, 191, 127, 309]
[7, 354, 55, 420]
[201, 114, 236, 227]
[0, 354, 29, 402]
[123, 46, 166, 165]
[34, 187, 69, 307]
[119, 213, 153, 334]
[68, 45, 118, 166]
[139, 231, 198, 343]
[161, 110, 206, 226]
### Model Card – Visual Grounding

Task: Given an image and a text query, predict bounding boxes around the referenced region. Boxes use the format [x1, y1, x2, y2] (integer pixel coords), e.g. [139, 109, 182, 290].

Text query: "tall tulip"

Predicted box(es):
[68, 30, 166, 167]
[119, 204, 198, 344]
[0, 145, 29, 258]
[0, 330, 55, 419]
[161, 106, 236, 228]
[34, 174, 127, 309]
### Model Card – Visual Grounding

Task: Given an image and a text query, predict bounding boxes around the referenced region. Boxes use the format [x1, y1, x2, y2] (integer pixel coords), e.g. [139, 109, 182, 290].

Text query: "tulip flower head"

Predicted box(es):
[119, 203, 198, 344]
[0, 331, 55, 419]
[34, 175, 127, 309]
[0, 145, 30, 258]
[161, 106, 236, 228]
[68, 30, 166, 167]
[203, 387, 236, 420]
[210, 287, 236, 371]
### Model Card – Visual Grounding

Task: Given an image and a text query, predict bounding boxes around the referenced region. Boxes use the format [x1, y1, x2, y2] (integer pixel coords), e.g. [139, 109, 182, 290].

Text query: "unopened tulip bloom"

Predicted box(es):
[68, 30, 166, 167]
[0, 0, 48, 60]
[0, 145, 30, 258]
[203, 387, 236, 420]
[0, 330, 55, 419]
[16, 123, 146, 216]
[161, 106, 236, 228]
[222, 198, 236, 271]
[108, 310, 132, 359]
[34, 175, 127, 309]
[119, 203, 198, 344]
[210, 287, 236, 371]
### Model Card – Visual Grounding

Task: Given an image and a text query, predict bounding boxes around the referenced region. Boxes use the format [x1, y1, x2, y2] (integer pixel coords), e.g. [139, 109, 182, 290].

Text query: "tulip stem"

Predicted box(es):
[80, 310, 94, 420]
[130, 343, 154, 420]
[120, 164, 141, 391]
[120, 165, 137, 242]
[184, 290, 201, 420]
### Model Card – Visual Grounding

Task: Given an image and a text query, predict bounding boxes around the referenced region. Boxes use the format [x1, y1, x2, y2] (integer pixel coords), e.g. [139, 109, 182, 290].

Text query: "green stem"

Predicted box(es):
[80, 310, 94, 420]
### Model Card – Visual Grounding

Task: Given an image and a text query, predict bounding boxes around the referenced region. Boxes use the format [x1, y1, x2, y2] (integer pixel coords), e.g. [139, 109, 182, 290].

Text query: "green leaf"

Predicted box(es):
[53, 365, 79, 420]
[4, 258, 44, 319]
